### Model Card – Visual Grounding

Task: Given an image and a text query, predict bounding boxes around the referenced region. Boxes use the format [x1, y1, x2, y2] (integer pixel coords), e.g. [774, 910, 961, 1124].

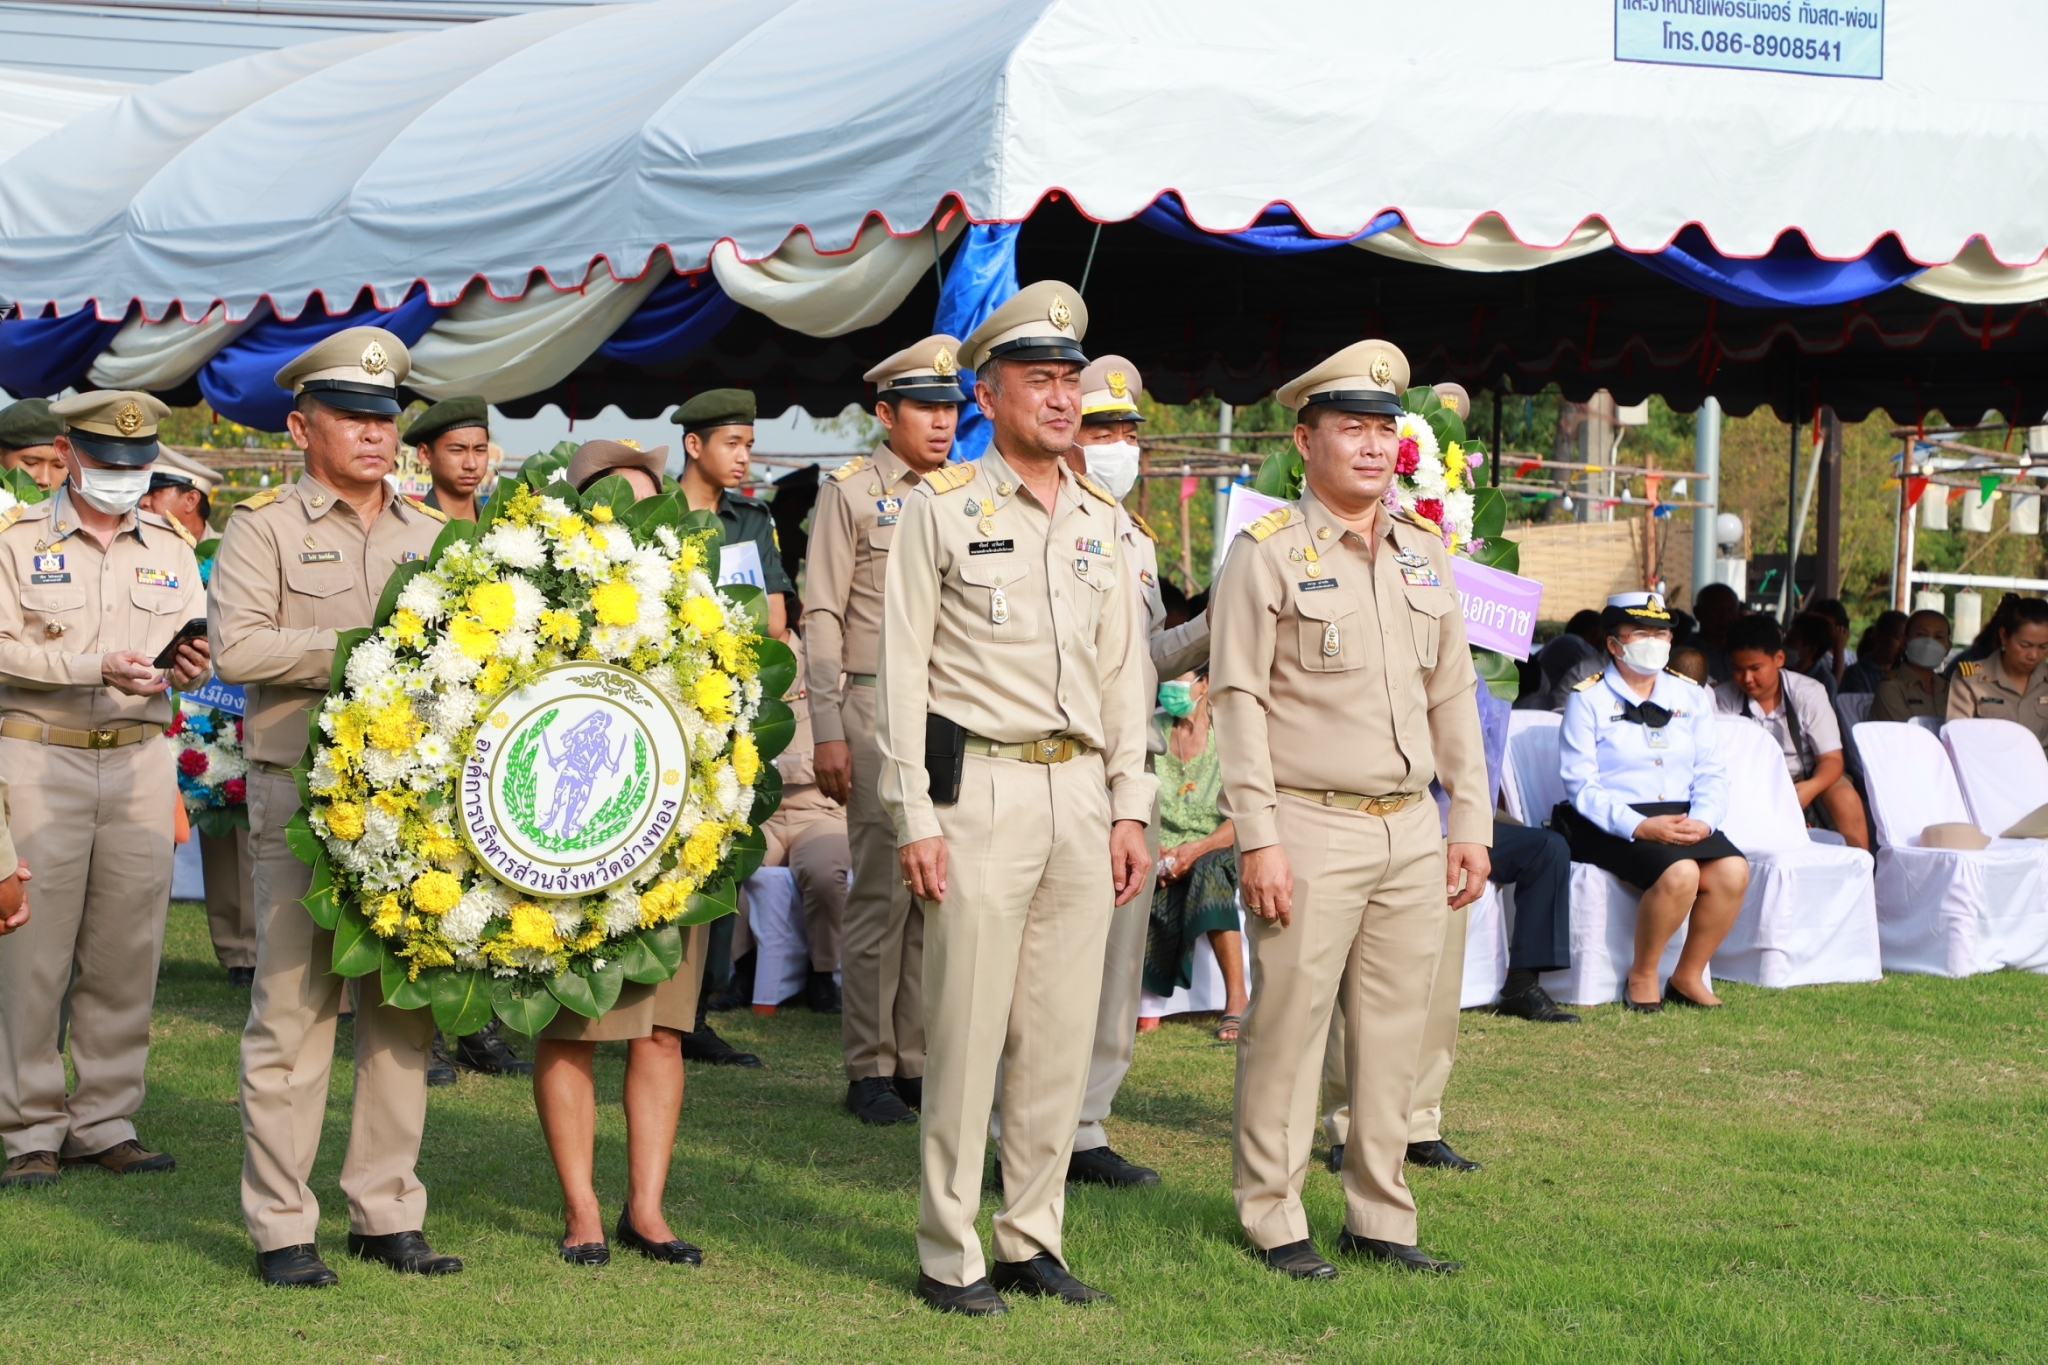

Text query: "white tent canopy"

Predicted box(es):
[4, 0, 2046, 323]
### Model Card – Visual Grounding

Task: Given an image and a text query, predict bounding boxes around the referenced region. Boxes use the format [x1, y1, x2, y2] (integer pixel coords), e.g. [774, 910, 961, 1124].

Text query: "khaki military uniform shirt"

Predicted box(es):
[1210, 488, 1490, 854]
[1947, 656, 2048, 747]
[1869, 665, 1948, 724]
[208, 473, 444, 766]
[801, 442, 926, 745]
[0, 487, 204, 730]
[876, 448, 1155, 846]
[1117, 506, 1210, 751]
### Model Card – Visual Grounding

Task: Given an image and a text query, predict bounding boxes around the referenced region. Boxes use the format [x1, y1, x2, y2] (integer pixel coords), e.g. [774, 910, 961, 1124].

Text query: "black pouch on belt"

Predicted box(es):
[925, 713, 966, 805]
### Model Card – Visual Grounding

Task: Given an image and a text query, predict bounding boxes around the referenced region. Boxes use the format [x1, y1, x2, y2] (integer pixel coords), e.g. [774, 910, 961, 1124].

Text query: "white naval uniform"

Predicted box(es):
[1560, 668, 1729, 836]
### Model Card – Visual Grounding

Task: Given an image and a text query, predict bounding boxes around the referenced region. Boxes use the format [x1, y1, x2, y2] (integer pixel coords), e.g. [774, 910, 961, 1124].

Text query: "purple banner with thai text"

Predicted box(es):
[1450, 557, 1542, 661]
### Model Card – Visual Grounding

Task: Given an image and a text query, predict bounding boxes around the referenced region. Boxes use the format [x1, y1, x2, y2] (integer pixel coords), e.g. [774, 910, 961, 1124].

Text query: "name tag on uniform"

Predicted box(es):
[299, 550, 342, 564]
[876, 497, 903, 516]
[1646, 727, 1670, 749]
[30, 572, 69, 584]
[876, 515, 899, 527]
[969, 540, 1014, 555]
[1075, 537, 1109, 557]
[1399, 563, 1442, 587]
[136, 567, 179, 588]
[1298, 577, 1339, 591]
[32, 553, 62, 573]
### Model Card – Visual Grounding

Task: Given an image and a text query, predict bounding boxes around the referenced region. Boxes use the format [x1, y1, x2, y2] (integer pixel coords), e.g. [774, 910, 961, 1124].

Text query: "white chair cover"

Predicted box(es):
[1853, 721, 2048, 975]
[1836, 690, 1873, 776]
[742, 867, 810, 1010]
[1709, 714, 1881, 988]
[1501, 708, 1703, 1005]
[1942, 717, 2048, 839]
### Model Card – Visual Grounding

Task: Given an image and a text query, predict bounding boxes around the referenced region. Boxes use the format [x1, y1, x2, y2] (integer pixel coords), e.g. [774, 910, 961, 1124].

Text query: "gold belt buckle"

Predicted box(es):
[89, 727, 118, 750]
[1366, 793, 1405, 817]
[1038, 739, 1062, 763]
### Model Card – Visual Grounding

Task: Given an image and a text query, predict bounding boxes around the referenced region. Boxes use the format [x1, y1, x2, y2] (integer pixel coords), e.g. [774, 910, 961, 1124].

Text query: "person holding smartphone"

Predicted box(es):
[0, 391, 209, 1192]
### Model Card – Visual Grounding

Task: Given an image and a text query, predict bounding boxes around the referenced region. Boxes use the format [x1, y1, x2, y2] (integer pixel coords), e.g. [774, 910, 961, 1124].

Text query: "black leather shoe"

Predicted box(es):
[806, 970, 842, 1014]
[560, 1240, 609, 1266]
[1325, 1143, 1345, 1175]
[1664, 979, 1719, 1009]
[617, 1208, 703, 1265]
[1259, 1239, 1338, 1280]
[846, 1077, 916, 1125]
[226, 966, 256, 988]
[347, 1230, 463, 1275]
[1068, 1145, 1160, 1188]
[893, 1075, 922, 1110]
[707, 950, 756, 1012]
[258, 1243, 338, 1288]
[455, 1020, 534, 1076]
[1494, 981, 1579, 1023]
[917, 1272, 1008, 1315]
[990, 1252, 1111, 1303]
[1622, 994, 1663, 1014]
[1337, 1232, 1462, 1274]
[680, 1021, 762, 1067]
[426, 1032, 458, 1086]
[1406, 1139, 1482, 1172]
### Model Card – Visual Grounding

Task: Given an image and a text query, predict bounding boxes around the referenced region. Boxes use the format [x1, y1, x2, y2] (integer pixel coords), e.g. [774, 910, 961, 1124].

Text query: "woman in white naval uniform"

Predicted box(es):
[1555, 593, 1749, 1012]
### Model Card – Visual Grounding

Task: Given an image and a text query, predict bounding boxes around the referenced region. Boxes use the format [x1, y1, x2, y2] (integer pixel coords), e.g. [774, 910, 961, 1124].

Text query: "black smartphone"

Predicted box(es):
[153, 617, 210, 670]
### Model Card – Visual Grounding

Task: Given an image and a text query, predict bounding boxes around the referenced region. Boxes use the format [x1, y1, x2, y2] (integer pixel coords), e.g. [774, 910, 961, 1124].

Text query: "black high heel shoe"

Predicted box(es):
[1622, 992, 1663, 1014]
[1663, 979, 1718, 1008]
[617, 1207, 703, 1265]
[559, 1239, 609, 1266]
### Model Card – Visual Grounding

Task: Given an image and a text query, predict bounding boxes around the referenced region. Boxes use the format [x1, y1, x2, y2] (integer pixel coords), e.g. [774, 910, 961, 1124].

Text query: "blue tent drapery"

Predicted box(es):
[600, 271, 741, 366]
[197, 287, 445, 430]
[1623, 226, 1926, 308]
[1137, 195, 1401, 254]
[0, 305, 126, 399]
[931, 223, 1022, 461]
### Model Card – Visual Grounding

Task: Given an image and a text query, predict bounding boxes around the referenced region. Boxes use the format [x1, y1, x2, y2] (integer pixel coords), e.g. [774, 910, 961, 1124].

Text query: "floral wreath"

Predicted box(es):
[290, 457, 792, 1035]
[171, 703, 249, 835]
[1390, 405, 1478, 554]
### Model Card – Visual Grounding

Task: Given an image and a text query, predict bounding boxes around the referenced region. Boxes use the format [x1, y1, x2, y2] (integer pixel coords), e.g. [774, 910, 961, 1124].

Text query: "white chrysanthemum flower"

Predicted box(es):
[602, 886, 643, 936]
[361, 747, 410, 788]
[308, 751, 343, 791]
[480, 522, 546, 570]
[1443, 490, 1475, 538]
[396, 573, 448, 622]
[654, 524, 680, 554]
[647, 665, 685, 709]
[214, 749, 249, 781]
[361, 804, 402, 852]
[425, 637, 483, 686]
[686, 569, 716, 600]
[344, 637, 395, 693]
[427, 685, 478, 738]
[506, 575, 546, 632]
[549, 902, 585, 939]
[539, 496, 572, 521]
[711, 764, 742, 819]
[554, 534, 606, 577]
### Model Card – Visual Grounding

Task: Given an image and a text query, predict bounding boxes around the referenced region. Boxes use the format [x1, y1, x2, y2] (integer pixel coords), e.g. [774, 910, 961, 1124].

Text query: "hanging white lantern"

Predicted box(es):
[1955, 589, 1984, 645]
[1960, 487, 1997, 533]
[1921, 488, 1949, 531]
[2011, 491, 2040, 536]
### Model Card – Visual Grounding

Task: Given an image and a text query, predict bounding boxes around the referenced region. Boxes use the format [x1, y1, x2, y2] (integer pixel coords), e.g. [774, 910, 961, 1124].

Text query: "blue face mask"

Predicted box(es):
[1158, 681, 1196, 717]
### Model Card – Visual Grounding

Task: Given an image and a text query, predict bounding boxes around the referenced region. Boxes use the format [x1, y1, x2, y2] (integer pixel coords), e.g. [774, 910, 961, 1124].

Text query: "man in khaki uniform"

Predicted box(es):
[804, 335, 962, 1124]
[1044, 355, 1207, 1188]
[878, 282, 1154, 1315]
[0, 392, 209, 1190]
[211, 327, 460, 1287]
[1213, 340, 1491, 1281]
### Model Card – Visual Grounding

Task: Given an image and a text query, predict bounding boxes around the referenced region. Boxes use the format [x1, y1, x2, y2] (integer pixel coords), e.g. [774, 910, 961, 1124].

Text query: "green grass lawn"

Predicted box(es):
[4, 903, 2047, 1363]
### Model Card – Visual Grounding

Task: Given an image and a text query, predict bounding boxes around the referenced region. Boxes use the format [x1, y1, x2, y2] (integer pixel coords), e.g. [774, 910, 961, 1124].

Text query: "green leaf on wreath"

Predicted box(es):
[751, 696, 795, 761]
[678, 875, 737, 926]
[479, 475, 521, 531]
[1426, 406, 1466, 452]
[1471, 486, 1508, 540]
[330, 901, 383, 978]
[1401, 386, 1442, 416]
[723, 583, 767, 633]
[426, 517, 481, 565]
[327, 626, 371, 698]
[1468, 538, 1520, 574]
[0, 466, 48, 504]
[677, 508, 725, 557]
[301, 852, 340, 930]
[753, 636, 797, 701]
[728, 824, 766, 882]
[195, 537, 220, 561]
[520, 443, 577, 489]
[622, 491, 681, 535]
[1252, 449, 1303, 500]
[380, 951, 432, 1012]
[374, 560, 430, 629]
[616, 924, 684, 984]
[432, 968, 494, 1035]
[293, 759, 314, 811]
[194, 805, 240, 839]
[284, 807, 322, 867]
[586, 957, 626, 1015]
[578, 473, 637, 518]
[1471, 646, 1522, 701]
[748, 764, 782, 826]
[545, 966, 602, 1018]
[488, 974, 560, 1034]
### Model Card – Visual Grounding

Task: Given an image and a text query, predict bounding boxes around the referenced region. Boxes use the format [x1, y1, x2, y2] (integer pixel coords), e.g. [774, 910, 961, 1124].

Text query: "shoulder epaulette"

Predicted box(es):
[1395, 507, 1443, 536]
[1127, 509, 1158, 542]
[231, 487, 281, 515]
[405, 495, 449, 524]
[1244, 508, 1294, 542]
[921, 463, 976, 495]
[0, 504, 22, 532]
[830, 454, 868, 483]
[141, 509, 197, 547]
[1076, 473, 1116, 506]
[1958, 660, 1978, 677]
[1573, 671, 1604, 691]
[1663, 667, 1698, 686]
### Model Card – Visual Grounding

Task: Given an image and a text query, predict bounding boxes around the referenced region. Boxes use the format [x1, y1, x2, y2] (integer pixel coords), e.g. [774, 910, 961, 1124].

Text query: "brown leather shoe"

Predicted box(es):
[63, 1140, 176, 1175]
[1, 1150, 60, 1188]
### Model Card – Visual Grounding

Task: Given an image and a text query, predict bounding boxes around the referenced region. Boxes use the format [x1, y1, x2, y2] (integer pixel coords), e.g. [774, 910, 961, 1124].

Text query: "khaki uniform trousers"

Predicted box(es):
[239, 769, 433, 1251]
[1320, 898, 1469, 1149]
[1074, 802, 1158, 1151]
[920, 750, 1113, 1286]
[839, 680, 924, 1079]
[0, 736, 175, 1159]
[764, 801, 848, 973]
[1234, 794, 1447, 1248]
[201, 826, 256, 971]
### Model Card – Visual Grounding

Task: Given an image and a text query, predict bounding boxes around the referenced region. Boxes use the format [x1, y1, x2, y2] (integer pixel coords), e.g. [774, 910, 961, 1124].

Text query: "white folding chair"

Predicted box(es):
[1853, 721, 2048, 975]
[1500, 710, 1703, 1005]
[1709, 714, 1881, 988]
[1942, 717, 2048, 838]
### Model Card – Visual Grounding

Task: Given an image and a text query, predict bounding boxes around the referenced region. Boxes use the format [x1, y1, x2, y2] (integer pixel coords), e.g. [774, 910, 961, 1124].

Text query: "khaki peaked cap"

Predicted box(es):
[864, 334, 966, 403]
[150, 447, 224, 495]
[273, 325, 411, 416]
[957, 280, 1088, 372]
[567, 439, 668, 491]
[1275, 339, 1410, 417]
[49, 390, 169, 467]
[1078, 355, 1144, 424]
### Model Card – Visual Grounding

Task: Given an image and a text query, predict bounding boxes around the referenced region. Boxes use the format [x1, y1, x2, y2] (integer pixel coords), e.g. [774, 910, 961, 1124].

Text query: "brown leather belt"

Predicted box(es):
[1276, 785, 1426, 817]
[967, 734, 1092, 765]
[0, 719, 162, 750]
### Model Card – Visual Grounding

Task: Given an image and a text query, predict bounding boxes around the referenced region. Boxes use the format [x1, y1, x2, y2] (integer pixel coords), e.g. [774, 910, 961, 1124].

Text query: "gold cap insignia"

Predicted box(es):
[1107, 370, 1128, 399]
[1048, 295, 1073, 331]
[114, 400, 144, 436]
[1369, 353, 1393, 387]
[360, 341, 389, 376]
[932, 347, 956, 376]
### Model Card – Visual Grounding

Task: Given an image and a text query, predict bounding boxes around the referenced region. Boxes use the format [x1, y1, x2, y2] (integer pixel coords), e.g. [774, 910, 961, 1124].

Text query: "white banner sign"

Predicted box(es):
[717, 540, 764, 588]
[1615, 0, 1884, 81]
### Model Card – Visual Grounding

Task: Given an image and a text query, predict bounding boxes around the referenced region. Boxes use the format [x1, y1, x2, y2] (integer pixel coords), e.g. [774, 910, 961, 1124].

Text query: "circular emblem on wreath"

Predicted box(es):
[461, 663, 691, 896]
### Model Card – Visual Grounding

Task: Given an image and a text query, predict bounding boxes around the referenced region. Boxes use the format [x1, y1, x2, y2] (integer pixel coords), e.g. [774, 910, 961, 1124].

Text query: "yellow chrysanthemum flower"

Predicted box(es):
[372, 790, 413, 818]
[370, 894, 404, 936]
[391, 608, 425, 646]
[694, 670, 735, 723]
[731, 734, 760, 785]
[367, 701, 422, 751]
[675, 540, 702, 574]
[682, 820, 726, 878]
[325, 802, 365, 841]
[591, 579, 640, 627]
[332, 705, 369, 756]
[506, 901, 560, 952]
[556, 513, 588, 540]
[478, 657, 511, 697]
[410, 870, 464, 917]
[678, 595, 723, 634]
[538, 608, 582, 644]
[450, 615, 500, 661]
[589, 504, 614, 523]
[1444, 441, 1466, 481]
[711, 629, 745, 671]
[467, 581, 516, 632]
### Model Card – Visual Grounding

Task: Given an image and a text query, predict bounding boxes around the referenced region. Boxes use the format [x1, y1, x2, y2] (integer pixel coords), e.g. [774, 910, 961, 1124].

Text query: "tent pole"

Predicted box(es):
[1783, 395, 1799, 618]
[1692, 396, 1720, 603]
[1491, 390, 1502, 487]
[1079, 224, 1103, 296]
[931, 222, 945, 292]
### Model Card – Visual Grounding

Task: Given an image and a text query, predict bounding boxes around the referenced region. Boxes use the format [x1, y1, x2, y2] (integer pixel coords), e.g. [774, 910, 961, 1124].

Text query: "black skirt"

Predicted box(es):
[1551, 800, 1744, 891]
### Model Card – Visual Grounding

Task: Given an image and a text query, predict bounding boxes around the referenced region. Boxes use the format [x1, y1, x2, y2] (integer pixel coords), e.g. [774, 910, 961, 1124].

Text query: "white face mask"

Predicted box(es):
[1617, 637, 1672, 675]
[1083, 440, 1140, 501]
[73, 465, 152, 515]
[1903, 635, 1948, 669]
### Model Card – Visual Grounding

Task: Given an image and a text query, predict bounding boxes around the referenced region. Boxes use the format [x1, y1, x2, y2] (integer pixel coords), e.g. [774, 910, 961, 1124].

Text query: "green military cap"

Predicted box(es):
[49, 390, 171, 467]
[0, 398, 62, 451]
[671, 388, 756, 435]
[404, 394, 488, 448]
[273, 325, 411, 416]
